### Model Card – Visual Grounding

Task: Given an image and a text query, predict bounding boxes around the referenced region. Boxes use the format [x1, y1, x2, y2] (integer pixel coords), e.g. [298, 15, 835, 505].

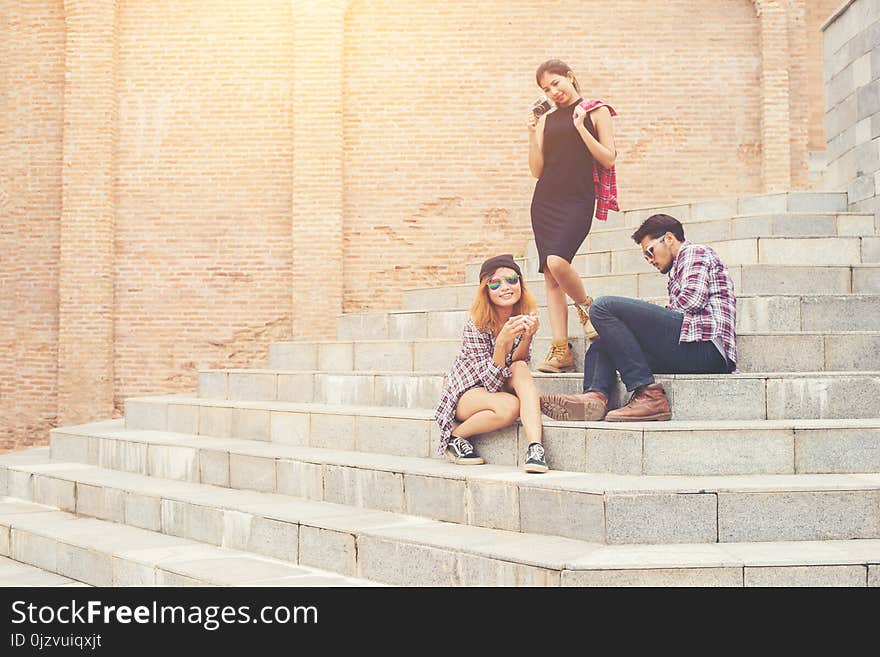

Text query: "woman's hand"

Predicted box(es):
[527, 111, 538, 132]
[499, 314, 528, 344]
[522, 312, 540, 337]
[572, 104, 587, 127]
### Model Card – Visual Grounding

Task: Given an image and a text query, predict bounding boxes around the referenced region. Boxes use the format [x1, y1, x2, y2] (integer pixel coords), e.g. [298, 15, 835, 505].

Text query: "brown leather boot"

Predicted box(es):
[537, 339, 575, 373]
[540, 391, 607, 421]
[605, 383, 671, 422]
[573, 297, 599, 341]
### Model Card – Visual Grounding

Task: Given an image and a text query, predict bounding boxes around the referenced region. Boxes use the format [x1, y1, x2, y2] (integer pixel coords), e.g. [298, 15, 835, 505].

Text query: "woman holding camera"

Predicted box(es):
[528, 59, 618, 373]
[435, 254, 548, 473]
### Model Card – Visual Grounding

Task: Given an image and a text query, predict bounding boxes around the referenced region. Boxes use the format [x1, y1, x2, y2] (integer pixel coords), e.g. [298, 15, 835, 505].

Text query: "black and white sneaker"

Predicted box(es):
[446, 436, 484, 465]
[524, 442, 548, 473]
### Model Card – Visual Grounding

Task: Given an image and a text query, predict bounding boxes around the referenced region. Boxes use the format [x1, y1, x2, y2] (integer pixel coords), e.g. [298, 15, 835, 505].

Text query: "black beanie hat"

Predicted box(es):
[478, 254, 522, 282]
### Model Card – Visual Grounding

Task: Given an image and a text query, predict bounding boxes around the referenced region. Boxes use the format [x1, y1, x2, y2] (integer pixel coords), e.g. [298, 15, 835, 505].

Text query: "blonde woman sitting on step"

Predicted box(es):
[434, 254, 548, 473]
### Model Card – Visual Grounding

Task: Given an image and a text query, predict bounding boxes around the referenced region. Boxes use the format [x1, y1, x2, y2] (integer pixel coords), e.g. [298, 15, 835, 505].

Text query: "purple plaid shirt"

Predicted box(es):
[666, 241, 737, 371]
[434, 319, 530, 455]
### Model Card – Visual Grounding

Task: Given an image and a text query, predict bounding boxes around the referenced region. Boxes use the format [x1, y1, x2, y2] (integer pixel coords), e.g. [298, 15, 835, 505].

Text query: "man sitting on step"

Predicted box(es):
[540, 213, 738, 422]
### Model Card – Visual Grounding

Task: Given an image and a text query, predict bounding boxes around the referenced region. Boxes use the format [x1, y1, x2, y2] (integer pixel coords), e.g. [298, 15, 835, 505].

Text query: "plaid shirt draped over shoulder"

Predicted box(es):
[434, 319, 530, 456]
[666, 241, 738, 371]
[578, 99, 619, 222]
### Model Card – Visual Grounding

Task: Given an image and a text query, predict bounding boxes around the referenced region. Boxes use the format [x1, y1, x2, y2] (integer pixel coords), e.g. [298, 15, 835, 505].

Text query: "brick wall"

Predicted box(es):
[0, 0, 842, 450]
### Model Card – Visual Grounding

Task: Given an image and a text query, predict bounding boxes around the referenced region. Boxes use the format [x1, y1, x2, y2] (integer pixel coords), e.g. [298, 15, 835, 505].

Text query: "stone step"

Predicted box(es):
[46, 420, 880, 546]
[3, 448, 880, 583]
[338, 294, 880, 340]
[482, 236, 880, 283]
[120, 395, 880, 476]
[198, 369, 880, 422]
[268, 333, 880, 374]
[0, 554, 89, 586]
[509, 212, 879, 278]
[0, 492, 376, 587]
[402, 265, 880, 311]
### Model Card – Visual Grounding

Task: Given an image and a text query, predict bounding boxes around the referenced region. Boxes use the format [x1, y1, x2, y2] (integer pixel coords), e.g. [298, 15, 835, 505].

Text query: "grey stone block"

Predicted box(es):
[870, 565, 879, 587]
[112, 557, 156, 586]
[413, 341, 458, 371]
[7, 470, 33, 500]
[767, 377, 880, 419]
[787, 192, 848, 213]
[198, 372, 228, 399]
[759, 237, 860, 266]
[859, 79, 880, 120]
[605, 493, 718, 544]
[466, 480, 520, 531]
[228, 373, 276, 401]
[795, 428, 880, 473]
[276, 374, 315, 403]
[374, 374, 443, 409]
[229, 454, 277, 493]
[584, 428, 642, 475]
[50, 433, 90, 463]
[741, 266, 851, 295]
[161, 500, 224, 545]
[562, 567, 742, 587]
[644, 429, 794, 476]
[318, 343, 354, 371]
[691, 199, 738, 221]
[199, 405, 233, 438]
[357, 535, 458, 586]
[12, 530, 57, 572]
[427, 310, 469, 339]
[527, 426, 587, 472]
[736, 334, 823, 372]
[739, 194, 787, 215]
[336, 313, 388, 340]
[270, 412, 310, 446]
[97, 438, 148, 474]
[57, 544, 112, 587]
[124, 493, 162, 532]
[737, 296, 800, 332]
[33, 476, 76, 513]
[519, 487, 604, 542]
[469, 425, 518, 467]
[718, 491, 880, 542]
[824, 334, 880, 370]
[849, 174, 877, 203]
[801, 295, 880, 331]
[148, 445, 199, 482]
[277, 460, 323, 500]
[323, 465, 404, 513]
[826, 93, 859, 141]
[167, 405, 199, 435]
[744, 565, 867, 587]
[458, 554, 561, 586]
[314, 373, 374, 405]
[155, 570, 203, 586]
[827, 64, 855, 111]
[125, 400, 167, 431]
[389, 312, 428, 340]
[355, 342, 415, 371]
[268, 342, 317, 370]
[309, 413, 355, 450]
[854, 266, 880, 293]
[222, 511, 298, 564]
[77, 484, 124, 522]
[403, 474, 467, 524]
[299, 525, 356, 577]
[199, 449, 230, 487]
[863, 237, 880, 263]
[232, 408, 271, 442]
[670, 377, 765, 421]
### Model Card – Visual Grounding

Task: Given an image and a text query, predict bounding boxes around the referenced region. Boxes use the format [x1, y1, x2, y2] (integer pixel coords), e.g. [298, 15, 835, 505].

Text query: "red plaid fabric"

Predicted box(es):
[579, 99, 619, 221]
[434, 319, 530, 455]
[666, 241, 738, 371]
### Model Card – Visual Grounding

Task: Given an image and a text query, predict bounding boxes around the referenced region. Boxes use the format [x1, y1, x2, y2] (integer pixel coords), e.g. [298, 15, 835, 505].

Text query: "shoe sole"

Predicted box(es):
[536, 364, 575, 373]
[524, 463, 548, 474]
[605, 412, 672, 422]
[446, 454, 485, 465]
[540, 395, 606, 421]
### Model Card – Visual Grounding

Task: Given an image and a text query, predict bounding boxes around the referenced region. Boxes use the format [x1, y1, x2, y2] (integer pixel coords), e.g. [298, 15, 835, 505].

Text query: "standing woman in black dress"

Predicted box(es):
[528, 59, 617, 373]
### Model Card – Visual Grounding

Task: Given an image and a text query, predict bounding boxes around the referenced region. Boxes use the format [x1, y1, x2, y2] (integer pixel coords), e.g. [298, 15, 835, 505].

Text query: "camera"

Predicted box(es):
[530, 97, 552, 118]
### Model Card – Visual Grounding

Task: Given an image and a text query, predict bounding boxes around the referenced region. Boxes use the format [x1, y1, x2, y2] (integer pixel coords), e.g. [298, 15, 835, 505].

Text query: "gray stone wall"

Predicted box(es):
[823, 0, 880, 212]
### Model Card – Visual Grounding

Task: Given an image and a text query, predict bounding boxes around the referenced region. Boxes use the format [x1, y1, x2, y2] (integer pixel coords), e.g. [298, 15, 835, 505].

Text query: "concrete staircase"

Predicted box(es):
[2, 190, 880, 587]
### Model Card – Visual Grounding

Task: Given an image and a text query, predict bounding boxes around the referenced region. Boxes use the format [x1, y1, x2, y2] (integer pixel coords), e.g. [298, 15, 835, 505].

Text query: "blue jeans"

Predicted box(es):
[584, 295, 729, 395]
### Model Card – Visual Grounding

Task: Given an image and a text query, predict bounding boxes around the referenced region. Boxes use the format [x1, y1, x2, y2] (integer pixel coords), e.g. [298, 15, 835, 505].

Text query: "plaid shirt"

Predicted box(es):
[667, 241, 737, 371]
[434, 319, 530, 455]
[579, 99, 619, 221]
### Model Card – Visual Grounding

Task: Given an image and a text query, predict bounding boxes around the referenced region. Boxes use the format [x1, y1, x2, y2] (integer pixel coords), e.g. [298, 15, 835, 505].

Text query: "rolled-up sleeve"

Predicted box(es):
[461, 322, 511, 392]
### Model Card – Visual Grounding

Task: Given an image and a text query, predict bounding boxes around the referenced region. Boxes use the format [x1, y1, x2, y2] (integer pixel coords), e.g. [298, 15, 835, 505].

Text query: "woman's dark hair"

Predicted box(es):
[631, 214, 686, 244]
[535, 59, 580, 92]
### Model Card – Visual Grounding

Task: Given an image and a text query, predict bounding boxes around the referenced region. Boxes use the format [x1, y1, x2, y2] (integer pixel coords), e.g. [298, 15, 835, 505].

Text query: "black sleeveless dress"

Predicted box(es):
[530, 98, 597, 273]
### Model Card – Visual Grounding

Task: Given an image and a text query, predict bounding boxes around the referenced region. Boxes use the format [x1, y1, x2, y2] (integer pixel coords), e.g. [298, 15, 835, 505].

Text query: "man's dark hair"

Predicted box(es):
[631, 214, 686, 244]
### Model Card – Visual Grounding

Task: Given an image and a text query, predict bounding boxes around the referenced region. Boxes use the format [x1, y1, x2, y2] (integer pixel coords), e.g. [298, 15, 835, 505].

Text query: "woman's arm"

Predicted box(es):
[510, 314, 538, 362]
[528, 112, 547, 178]
[573, 105, 616, 169]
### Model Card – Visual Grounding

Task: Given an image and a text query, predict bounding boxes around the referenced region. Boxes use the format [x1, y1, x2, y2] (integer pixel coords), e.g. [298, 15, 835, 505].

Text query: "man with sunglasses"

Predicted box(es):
[540, 213, 737, 422]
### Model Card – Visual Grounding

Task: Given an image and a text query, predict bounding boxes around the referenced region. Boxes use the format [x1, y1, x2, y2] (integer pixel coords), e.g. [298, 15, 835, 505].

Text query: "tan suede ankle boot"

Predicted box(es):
[537, 339, 575, 373]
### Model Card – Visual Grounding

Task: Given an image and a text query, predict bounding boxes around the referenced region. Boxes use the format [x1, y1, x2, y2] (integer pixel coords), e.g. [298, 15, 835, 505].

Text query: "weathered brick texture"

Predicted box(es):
[0, 0, 840, 449]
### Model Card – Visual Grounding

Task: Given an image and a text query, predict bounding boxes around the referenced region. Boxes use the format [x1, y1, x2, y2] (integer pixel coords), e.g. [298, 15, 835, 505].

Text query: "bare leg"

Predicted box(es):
[544, 268, 569, 343]
[454, 387, 520, 439]
[546, 255, 589, 305]
[506, 361, 542, 445]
